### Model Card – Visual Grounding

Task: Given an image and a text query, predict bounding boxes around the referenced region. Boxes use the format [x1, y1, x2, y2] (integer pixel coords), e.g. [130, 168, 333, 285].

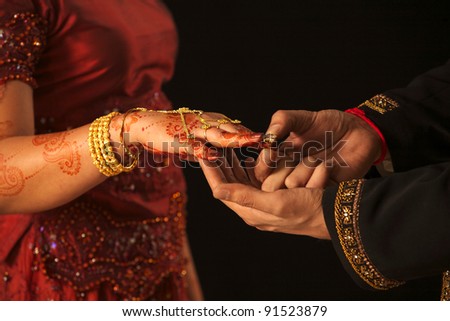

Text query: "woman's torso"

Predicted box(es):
[0, 0, 188, 300]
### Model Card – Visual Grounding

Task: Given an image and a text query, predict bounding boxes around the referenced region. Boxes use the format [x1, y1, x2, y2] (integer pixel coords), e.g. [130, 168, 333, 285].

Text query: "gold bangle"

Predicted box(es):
[89, 117, 114, 176]
[120, 107, 147, 171]
[88, 112, 124, 177]
[98, 112, 122, 176]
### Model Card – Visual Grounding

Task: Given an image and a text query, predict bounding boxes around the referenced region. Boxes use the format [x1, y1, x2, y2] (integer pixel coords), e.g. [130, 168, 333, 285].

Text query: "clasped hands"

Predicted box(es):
[124, 107, 383, 239]
[199, 109, 385, 240]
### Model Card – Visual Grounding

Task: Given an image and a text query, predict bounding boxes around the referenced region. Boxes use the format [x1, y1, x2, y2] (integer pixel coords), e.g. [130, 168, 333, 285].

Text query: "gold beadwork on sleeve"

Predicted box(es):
[358, 94, 399, 114]
[0, 12, 48, 88]
[334, 179, 404, 290]
[441, 270, 450, 301]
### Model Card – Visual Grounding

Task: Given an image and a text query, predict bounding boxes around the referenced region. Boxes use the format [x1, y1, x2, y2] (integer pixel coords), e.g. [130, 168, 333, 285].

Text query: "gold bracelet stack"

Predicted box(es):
[89, 111, 139, 177]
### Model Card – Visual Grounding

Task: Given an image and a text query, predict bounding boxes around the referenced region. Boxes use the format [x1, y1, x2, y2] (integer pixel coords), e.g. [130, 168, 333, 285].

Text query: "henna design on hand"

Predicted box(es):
[0, 154, 25, 196]
[32, 132, 81, 175]
[165, 122, 186, 141]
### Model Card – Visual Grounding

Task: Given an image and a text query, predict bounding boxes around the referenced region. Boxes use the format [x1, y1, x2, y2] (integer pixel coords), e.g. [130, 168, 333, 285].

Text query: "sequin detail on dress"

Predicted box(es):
[0, 12, 47, 88]
[36, 192, 187, 300]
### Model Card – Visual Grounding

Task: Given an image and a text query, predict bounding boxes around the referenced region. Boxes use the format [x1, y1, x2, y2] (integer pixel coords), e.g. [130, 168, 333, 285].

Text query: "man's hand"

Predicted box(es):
[199, 152, 330, 240]
[256, 109, 383, 191]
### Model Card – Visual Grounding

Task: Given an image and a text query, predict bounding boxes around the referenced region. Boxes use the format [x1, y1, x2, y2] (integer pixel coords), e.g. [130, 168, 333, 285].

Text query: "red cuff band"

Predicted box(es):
[345, 108, 387, 165]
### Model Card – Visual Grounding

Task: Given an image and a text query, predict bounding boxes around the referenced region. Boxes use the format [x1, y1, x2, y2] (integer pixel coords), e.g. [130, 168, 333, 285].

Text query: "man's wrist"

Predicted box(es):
[344, 108, 386, 164]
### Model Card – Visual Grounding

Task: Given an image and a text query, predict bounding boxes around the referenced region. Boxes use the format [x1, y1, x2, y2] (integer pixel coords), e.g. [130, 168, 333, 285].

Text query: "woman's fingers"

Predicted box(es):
[186, 112, 263, 148]
[194, 127, 263, 148]
[243, 158, 262, 188]
[227, 150, 251, 185]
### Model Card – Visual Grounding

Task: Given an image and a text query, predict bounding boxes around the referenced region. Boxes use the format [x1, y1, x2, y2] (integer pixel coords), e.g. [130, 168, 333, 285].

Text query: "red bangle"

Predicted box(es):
[344, 108, 387, 165]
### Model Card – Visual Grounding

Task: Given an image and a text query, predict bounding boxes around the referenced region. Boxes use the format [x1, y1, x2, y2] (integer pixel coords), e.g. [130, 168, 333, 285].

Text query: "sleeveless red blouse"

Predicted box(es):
[0, 0, 189, 300]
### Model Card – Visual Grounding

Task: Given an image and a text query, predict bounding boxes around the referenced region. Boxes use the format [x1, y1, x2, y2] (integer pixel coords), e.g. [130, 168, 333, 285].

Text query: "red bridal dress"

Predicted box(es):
[0, 0, 189, 300]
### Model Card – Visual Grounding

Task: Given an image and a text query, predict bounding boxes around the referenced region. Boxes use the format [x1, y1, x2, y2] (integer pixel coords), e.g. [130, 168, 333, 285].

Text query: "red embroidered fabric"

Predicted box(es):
[0, 0, 189, 300]
[0, 12, 47, 88]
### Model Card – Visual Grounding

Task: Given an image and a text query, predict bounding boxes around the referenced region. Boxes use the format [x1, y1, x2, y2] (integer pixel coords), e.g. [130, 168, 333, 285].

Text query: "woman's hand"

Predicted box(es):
[123, 108, 263, 161]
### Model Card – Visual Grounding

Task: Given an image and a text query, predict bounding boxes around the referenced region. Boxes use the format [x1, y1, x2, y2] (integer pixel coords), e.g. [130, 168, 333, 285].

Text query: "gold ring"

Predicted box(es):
[262, 133, 277, 145]
[203, 127, 210, 140]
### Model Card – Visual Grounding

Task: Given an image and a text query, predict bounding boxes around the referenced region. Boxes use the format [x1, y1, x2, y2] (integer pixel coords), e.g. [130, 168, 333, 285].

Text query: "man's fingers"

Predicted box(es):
[254, 110, 318, 182]
[227, 150, 251, 185]
[213, 183, 291, 215]
[254, 148, 278, 182]
[243, 158, 262, 188]
[219, 150, 242, 183]
[283, 155, 320, 188]
[306, 162, 331, 189]
[266, 110, 317, 140]
[261, 157, 297, 192]
[199, 158, 228, 191]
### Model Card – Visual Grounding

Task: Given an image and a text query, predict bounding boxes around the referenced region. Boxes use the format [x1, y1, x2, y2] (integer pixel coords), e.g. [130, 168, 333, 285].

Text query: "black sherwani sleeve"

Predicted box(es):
[323, 162, 450, 290]
[323, 60, 450, 295]
[357, 58, 450, 172]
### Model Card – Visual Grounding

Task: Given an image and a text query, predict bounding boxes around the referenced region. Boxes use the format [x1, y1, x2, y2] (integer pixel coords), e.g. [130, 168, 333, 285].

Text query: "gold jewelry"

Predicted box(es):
[89, 111, 140, 177]
[120, 107, 147, 171]
[216, 117, 241, 128]
[149, 107, 242, 141]
[262, 133, 277, 145]
[146, 107, 243, 145]
[151, 107, 204, 141]
[216, 118, 228, 129]
[89, 112, 121, 176]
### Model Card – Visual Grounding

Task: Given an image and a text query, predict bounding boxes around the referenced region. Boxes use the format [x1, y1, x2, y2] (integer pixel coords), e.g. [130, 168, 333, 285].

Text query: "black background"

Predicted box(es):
[163, 0, 450, 300]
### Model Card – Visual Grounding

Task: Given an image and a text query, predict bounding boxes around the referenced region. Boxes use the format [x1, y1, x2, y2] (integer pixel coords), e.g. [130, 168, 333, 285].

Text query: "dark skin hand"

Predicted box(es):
[200, 151, 330, 239]
[255, 109, 383, 191]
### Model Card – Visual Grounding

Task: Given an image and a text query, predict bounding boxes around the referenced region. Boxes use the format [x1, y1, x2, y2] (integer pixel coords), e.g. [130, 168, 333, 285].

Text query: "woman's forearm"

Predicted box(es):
[0, 123, 113, 213]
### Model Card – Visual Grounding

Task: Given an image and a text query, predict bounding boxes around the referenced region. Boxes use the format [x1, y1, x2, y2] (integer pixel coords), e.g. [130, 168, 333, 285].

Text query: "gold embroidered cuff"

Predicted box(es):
[334, 179, 404, 290]
[441, 270, 450, 301]
[358, 94, 399, 114]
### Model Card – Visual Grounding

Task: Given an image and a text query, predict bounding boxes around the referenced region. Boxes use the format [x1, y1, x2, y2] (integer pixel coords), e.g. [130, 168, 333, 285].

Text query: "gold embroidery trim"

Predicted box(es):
[441, 270, 450, 301]
[358, 94, 399, 114]
[334, 179, 404, 290]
